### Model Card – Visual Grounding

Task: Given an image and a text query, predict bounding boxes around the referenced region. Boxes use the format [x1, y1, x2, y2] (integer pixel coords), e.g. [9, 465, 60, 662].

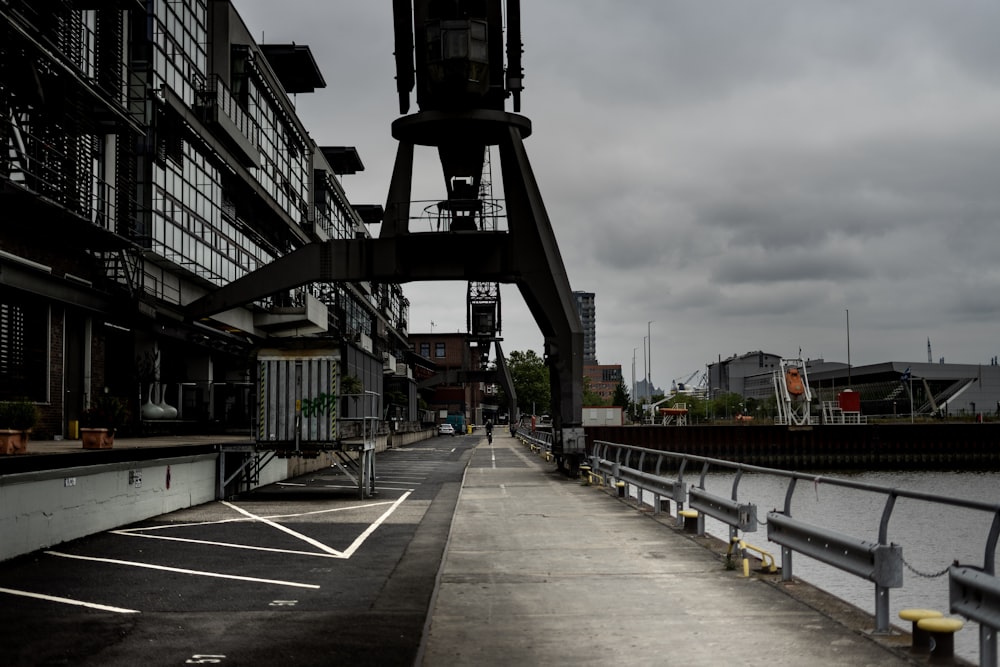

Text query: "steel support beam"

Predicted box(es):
[186, 233, 515, 320]
[497, 124, 584, 462]
[494, 342, 518, 423]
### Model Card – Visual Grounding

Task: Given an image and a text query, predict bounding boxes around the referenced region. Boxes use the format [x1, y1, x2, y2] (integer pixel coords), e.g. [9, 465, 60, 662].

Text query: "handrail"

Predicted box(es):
[590, 439, 1000, 665]
[516, 427, 552, 459]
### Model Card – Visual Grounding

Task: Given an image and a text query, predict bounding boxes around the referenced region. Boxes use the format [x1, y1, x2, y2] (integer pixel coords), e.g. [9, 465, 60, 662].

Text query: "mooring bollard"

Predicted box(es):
[678, 509, 699, 533]
[917, 616, 964, 664]
[898, 608, 942, 653]
[616, 480, 626, 498]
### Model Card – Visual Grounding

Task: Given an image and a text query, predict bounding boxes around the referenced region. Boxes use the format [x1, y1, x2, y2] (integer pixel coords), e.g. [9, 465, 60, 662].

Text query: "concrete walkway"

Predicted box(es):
[419, 434, 924, 667]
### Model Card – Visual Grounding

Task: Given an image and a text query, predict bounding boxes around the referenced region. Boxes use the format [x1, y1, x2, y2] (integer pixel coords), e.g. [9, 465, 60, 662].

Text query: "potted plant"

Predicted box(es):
[80, 396, 129, 449]
[0, 398, 39, 455]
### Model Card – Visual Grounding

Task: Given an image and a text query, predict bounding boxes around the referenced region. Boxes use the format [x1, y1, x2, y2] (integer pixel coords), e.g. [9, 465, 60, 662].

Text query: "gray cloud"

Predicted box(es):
[235, 0, 1000, 382]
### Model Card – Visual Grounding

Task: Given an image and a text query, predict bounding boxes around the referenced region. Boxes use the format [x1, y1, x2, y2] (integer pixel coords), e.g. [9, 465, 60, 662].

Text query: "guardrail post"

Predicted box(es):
[950, 564, 1000, 666]
[781, 545, 794, 582]
[875, 585, 891, 635]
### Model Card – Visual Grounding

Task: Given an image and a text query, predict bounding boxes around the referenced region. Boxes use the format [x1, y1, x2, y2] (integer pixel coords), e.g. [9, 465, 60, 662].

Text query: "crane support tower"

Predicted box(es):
[186, 1, 585, 469]
[774, 358, 814, 426]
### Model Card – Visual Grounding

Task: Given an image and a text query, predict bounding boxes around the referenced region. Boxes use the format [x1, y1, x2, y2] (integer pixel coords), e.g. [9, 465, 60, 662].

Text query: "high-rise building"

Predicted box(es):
[573, 291, 597, 364]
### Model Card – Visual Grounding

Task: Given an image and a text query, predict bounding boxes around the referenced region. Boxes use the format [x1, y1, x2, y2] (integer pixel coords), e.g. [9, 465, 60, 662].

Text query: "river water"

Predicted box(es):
[643, 469, 1000, 664]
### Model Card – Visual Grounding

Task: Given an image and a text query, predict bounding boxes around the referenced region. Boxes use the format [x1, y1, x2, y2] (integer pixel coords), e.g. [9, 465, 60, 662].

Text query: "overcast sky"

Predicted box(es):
[234, 1, 1000, 392]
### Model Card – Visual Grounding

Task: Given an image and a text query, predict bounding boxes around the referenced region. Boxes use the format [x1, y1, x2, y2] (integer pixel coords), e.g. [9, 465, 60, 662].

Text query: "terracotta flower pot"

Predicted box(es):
[81, 427, 114, 449]
[0, 429, 28, 455]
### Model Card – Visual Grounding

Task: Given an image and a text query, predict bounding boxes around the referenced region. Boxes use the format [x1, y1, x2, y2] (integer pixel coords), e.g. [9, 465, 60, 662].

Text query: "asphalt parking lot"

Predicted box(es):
[0, 435, 478, 667]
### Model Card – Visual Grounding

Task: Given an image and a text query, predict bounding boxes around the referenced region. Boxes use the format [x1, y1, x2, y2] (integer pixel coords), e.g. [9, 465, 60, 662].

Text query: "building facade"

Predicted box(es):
[711, 350, 1000, 419]
[1, 1, 413, 439]
[410, 332, 489, 427]
[583, 363, 622, 404]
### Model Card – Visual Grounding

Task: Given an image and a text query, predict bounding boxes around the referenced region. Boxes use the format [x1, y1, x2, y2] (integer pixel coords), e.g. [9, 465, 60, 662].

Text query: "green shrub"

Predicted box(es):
[0, 399, 39, 431]
[80, 396, 130, 431]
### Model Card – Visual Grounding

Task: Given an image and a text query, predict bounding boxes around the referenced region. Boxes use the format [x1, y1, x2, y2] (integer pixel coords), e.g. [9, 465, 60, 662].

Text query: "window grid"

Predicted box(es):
[150, 141, 275, 294]
[149, 0, 207, 106]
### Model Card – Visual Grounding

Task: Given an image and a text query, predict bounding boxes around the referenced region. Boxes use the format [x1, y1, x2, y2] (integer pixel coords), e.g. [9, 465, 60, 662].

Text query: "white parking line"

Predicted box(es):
[0, 586, 140, 613]
[341, 491, 411, 558]
[114, 499, 401, 532]
[106, 532, 345, 558]
[112, 492, 413, 560]
[223, 502, 344, 556]
[44, 551, 320, 589]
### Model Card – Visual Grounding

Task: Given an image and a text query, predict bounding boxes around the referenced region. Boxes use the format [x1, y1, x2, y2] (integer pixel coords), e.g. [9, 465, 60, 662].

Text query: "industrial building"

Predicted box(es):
[0, 0, 413, 439]
[710, 351, 1000, 419]
[409, 331, 492, 428]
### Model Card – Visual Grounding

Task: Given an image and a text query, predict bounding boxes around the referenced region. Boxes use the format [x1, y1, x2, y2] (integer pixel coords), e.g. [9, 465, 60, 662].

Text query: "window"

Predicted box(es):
[0, 295, 48, 401]
[420, 343, 430, 358]
[435, 343, 446, 358]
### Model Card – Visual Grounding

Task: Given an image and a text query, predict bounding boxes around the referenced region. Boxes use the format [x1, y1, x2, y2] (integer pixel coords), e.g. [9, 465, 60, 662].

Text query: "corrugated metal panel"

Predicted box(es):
[257, 352, 338, 446]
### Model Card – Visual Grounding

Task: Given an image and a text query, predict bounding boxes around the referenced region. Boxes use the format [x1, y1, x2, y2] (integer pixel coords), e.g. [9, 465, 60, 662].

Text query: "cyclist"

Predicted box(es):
[485, 419, 493, 444]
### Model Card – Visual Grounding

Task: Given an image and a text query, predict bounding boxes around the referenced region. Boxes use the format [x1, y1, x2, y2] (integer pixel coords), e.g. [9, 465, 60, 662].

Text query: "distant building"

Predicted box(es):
[573, 291, 597, 364]
[708, 351, 784, 399]
[711, 351, 1000, 419]
[634, 378, 665, 401]
[410, 332, 490, 426]
[583, 364, 623, 403]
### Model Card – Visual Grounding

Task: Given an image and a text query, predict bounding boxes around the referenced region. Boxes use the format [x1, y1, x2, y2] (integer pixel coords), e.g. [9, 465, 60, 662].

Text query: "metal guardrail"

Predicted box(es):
[689, 485, 757, 534]
[516, 427, 553, 460]
[589, 440, 1000, 666]
[766, 512, 903, 586]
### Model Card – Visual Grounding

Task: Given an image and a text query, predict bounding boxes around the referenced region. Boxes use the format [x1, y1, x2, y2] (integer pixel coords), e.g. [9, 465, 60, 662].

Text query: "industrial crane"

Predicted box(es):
[187, 0, 586, 470]
[671, 371, 700, 393]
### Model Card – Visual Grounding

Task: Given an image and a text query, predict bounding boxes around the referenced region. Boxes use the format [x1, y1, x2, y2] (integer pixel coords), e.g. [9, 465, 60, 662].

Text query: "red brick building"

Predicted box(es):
[410, 332, 490, 427]
[583, 364, 623, 404]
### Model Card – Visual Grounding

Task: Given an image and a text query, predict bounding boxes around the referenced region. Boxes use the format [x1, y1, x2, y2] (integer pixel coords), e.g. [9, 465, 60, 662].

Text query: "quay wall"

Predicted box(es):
[585, 423, 1000, 469]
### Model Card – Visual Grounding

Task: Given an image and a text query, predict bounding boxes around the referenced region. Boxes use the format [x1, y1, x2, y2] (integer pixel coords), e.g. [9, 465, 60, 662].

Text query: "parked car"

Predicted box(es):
[438, 423, 455, 436]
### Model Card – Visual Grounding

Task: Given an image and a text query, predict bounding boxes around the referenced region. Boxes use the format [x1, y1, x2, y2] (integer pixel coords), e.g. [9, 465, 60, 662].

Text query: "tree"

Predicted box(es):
[501, 349, 550, 415]
[612, 380, 630, 409]
[582, 375, 606, 406]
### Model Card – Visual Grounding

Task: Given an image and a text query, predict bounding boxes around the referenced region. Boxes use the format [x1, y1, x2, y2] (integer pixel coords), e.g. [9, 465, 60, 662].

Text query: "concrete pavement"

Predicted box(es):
[419, 433, 931, 667]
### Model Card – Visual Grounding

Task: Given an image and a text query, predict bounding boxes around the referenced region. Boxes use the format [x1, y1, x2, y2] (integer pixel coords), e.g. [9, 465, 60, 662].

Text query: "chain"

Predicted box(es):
[902, 556, 951, 579]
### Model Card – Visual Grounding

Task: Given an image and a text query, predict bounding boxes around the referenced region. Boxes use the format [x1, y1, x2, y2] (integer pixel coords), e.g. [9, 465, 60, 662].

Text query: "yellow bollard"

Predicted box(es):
[918, 616, 964, 663]
[899, 609, 943, 654]
[678, 509, 699, 533]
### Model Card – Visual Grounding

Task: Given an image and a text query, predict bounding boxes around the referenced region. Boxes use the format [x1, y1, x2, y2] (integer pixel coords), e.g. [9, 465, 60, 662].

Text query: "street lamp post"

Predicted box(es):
[647, 320, 653, 401]
[632, 347, 637, 421]
[642, 336, 648, 403]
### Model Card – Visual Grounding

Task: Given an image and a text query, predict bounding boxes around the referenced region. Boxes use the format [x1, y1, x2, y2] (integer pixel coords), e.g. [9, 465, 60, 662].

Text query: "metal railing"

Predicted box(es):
[590, 440, 1000, 666]
[515, 427, 553, 460]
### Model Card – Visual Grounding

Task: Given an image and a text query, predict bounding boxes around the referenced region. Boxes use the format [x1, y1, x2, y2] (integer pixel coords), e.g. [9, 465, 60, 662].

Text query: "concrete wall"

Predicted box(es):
[2, 429, 439, 562]
[0, 454, 218, 562]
